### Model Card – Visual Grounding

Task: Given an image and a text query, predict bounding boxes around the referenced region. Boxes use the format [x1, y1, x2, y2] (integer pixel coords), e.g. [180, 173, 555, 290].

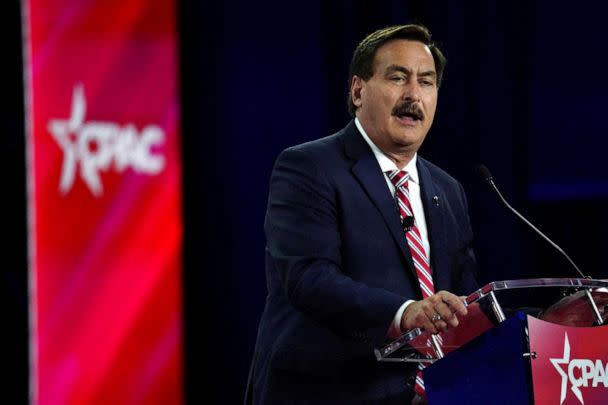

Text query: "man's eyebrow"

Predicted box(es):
[419, 70, 437, 78]
[385, 65, 411, 75]
[384, 64, 436, 78]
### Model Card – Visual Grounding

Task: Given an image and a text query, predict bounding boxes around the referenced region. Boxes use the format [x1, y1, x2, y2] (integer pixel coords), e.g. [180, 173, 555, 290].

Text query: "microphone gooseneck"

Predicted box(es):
[475, 165, 586, 280]
[476, 164, 604, 325]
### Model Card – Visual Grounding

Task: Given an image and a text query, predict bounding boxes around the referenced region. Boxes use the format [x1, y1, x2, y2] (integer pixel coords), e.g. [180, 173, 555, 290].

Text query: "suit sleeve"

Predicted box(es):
[265, 147, 405, 339]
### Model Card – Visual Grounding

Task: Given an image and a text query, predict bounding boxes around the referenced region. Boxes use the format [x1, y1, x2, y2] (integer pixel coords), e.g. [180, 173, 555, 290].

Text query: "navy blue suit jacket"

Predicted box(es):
[248, 121, 478, 404]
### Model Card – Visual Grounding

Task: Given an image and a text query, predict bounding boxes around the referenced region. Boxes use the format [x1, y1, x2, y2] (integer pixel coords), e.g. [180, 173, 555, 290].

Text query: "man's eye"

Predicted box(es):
[420, 79, 435, 86]
[391, 76, 406, 83]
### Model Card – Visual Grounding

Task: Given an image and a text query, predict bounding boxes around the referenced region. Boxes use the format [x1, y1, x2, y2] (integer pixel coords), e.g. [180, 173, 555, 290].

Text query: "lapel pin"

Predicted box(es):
[433, 195, 440, 206]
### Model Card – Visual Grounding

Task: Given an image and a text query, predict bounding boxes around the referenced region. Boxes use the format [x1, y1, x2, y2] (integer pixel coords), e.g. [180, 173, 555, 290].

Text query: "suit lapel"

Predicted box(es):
[341, 121, 451, 292]
[417, 159, 448, 291]
[342, 122, 417, 278]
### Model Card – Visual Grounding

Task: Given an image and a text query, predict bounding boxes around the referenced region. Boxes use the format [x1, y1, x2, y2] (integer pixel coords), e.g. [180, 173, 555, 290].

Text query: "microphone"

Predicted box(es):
[476, 164, 604, 324]
[476, 164, 585, 279]
[402, 216, 414, 232]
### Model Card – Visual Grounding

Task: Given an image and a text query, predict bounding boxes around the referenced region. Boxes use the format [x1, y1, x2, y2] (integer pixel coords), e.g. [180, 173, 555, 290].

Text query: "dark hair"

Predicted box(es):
[347, 24, 446, 117]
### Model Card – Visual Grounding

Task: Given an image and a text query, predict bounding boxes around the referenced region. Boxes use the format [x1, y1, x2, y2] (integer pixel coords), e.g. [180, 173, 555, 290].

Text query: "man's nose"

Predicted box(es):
[402, 80, 421, 102]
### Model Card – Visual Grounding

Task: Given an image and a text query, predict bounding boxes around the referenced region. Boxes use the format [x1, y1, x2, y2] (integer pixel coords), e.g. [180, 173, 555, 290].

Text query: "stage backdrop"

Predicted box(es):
[22, 0, 184, 403]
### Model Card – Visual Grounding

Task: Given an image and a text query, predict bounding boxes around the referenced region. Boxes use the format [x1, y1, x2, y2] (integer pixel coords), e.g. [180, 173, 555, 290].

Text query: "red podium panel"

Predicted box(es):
[528, 316, 608, 405]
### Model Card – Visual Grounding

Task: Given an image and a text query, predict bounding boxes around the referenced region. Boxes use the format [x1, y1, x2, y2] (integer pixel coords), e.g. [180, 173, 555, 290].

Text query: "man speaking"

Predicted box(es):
[247, 24, 478, 404]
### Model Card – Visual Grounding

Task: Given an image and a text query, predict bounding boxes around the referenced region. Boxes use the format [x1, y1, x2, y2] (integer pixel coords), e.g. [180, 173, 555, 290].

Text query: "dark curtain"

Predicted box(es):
[179, 1, 608, 403]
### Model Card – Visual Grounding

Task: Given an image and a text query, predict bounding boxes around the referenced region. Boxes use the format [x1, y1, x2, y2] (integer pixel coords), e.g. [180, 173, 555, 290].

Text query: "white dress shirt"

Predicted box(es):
[354, 118, 431, 337]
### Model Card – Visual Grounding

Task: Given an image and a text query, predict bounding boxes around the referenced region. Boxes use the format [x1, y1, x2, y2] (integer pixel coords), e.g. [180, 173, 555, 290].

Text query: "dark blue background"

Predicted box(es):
[4, 0, 608, 403]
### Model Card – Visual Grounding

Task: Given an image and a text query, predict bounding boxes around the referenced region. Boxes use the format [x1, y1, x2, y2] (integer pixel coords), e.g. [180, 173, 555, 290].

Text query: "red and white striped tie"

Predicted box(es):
[387, 170, 435, 397]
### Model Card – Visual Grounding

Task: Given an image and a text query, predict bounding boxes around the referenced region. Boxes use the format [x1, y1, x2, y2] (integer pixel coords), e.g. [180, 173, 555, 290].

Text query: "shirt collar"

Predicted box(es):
[354, 117, 419, 185]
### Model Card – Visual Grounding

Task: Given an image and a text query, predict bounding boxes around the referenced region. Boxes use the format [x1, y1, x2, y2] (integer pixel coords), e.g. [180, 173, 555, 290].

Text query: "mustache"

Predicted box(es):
[392, 102, 424, 120]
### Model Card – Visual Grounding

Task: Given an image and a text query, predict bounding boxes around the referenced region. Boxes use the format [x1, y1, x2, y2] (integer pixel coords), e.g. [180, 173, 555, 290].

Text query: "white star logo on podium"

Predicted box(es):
[550, 333, 584, 405]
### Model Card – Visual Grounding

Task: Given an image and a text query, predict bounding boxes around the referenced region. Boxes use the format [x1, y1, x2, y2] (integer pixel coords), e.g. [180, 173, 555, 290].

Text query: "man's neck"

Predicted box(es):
[354, 117, 416, 169]
[381, 149, 415, 170]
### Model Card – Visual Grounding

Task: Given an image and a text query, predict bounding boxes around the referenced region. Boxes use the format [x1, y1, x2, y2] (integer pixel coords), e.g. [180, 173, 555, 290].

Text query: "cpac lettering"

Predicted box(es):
[48, 84, 166, 197]
[551, 333, 608, 405]
[568, 359, 608, 388]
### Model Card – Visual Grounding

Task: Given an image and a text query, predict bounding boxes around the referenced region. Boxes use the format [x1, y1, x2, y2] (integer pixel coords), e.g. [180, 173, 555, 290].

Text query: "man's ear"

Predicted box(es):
[350, 75, 364, 108]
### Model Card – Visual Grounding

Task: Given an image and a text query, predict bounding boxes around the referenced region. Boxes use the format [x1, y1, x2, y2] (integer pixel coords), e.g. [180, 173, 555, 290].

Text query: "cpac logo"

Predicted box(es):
[48, 84, 166, 197]
[550, 332, 608, 404]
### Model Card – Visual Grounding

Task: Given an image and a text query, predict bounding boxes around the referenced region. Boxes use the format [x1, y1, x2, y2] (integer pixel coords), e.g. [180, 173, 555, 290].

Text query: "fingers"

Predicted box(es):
[402, 301, 437, 334]
[426, 307, 449, 333]
[421, 303, 440, 334]
[402, 301, 445, 334]
[433, 319, 449, 333]
[433, 300, 457, 328]
[437, 291, 468, 317]
[400, 291, 469, 335]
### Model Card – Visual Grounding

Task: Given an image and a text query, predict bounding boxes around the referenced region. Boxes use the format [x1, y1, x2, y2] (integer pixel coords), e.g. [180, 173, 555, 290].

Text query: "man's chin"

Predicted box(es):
[393, 125, 424, 138]
[391, 131, 426, 150]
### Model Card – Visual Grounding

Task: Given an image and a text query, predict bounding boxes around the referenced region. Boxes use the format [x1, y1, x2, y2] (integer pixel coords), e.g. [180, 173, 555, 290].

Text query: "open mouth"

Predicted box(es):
[392, 104, 424, 123]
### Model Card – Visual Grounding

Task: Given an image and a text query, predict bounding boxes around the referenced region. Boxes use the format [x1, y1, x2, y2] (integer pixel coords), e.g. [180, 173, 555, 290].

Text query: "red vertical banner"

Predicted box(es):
[22, 0, 184, 404]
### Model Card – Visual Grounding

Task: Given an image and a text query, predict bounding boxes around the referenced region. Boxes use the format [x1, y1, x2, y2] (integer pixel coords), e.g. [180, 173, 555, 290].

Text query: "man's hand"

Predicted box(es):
[400, 291, 468, 334]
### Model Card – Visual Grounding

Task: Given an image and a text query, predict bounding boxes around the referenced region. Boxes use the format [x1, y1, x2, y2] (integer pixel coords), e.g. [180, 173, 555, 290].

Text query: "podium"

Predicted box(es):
[375, 278, 608, 404]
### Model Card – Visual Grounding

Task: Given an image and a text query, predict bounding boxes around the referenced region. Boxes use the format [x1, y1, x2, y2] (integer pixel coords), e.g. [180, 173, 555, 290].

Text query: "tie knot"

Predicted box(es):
[387, 170, 410, 189]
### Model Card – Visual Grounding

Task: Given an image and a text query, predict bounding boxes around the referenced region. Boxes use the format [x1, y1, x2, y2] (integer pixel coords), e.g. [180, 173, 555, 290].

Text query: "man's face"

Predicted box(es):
[351, 39, 438, 159]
